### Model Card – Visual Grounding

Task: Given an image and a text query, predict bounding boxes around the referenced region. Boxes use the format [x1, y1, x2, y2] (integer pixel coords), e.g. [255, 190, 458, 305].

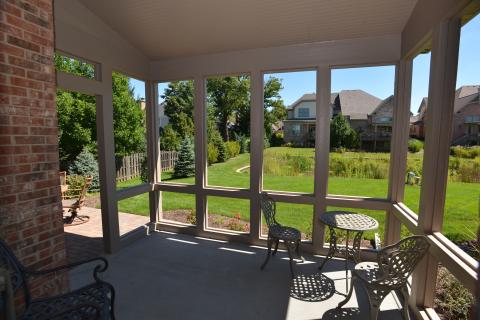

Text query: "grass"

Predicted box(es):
[110, 147, 479, 242]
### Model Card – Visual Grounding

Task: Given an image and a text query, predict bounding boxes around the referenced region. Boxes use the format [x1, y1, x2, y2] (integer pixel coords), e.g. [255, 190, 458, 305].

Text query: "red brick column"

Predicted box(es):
[0, 0, 68, 303]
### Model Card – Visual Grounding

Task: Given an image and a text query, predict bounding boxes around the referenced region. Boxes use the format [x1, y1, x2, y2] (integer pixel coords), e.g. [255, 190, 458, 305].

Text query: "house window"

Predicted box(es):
[291, 124, 301, 136]
[298, 108, 309, 118]
[377, 116, 392, 123]
[465, 115, 480, 123]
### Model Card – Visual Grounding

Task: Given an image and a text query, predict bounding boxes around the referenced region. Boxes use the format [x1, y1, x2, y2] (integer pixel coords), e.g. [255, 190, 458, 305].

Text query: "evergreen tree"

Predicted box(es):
[68, 148, 100, 191]
[217, 140, 228, 162]
[173, 138, 195, 178]
[330, 114, 359, 149]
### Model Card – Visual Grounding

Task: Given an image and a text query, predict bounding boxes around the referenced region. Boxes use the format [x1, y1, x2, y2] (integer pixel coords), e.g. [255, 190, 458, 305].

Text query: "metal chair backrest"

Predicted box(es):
[377, 235, 430, 285]
[0, 239, 30, 306]
[260, 192, 278, 227]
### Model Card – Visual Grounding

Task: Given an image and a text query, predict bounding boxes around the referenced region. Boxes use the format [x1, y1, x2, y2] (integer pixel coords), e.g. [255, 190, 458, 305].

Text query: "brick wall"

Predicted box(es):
[0, 0, 68, 305]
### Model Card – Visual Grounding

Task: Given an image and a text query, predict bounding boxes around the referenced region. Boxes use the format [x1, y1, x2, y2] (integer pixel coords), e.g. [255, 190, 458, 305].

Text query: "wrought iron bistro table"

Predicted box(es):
[318, 211, 379, 293]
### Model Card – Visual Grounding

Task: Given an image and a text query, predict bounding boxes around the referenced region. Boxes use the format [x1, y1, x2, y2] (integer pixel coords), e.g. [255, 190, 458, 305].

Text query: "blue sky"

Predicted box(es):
[131, 14, 479, 114]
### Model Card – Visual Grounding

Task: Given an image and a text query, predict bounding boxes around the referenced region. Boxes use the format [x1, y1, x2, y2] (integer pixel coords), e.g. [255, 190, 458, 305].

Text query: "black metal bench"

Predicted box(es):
[0, 238, 115, 320]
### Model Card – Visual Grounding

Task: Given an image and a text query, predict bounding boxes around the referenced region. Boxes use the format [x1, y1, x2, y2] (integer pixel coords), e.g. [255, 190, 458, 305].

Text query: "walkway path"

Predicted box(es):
[64, 207, 149, 263]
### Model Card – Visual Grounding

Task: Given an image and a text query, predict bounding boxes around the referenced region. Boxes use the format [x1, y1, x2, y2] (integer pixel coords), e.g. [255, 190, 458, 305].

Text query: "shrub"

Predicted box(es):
[217, 141, 228, 162]
[435, 266, 474, 320]
[226, 141, 240, 158]
[186, 209, 196, 225]
[269, 132, 284, 147]
[173, 138, 195, 178]
[226, 213, 248, 232]
[328, 155, 389, 179]
[408, 139, 423, 153]
[290, 155, 314, 174]
[451, 146, 480, 159]
[233, 133, 249, 154]
[68, 148, 99, 191]
[160, 125, 180, 151]
[140, 155, 148, 183]
[263, 134, 270, 149]
[65, 174, 87, 196]
[451, 157, 480, 183]
[207, 143, 219, 165]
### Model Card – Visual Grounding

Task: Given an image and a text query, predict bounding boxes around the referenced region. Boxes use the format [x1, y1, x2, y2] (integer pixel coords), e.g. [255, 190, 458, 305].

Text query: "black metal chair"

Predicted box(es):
[337, 235, 430, 320]
[0, 238, 115, 320]
[260, 192, 304, 277]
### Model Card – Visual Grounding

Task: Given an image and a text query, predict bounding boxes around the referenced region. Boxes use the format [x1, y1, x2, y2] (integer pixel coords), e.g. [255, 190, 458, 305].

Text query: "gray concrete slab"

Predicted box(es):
[69, 231, 405, 320]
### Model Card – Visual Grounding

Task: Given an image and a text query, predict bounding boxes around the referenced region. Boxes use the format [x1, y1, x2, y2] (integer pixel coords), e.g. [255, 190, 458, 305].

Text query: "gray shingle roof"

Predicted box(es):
[287, 93, 316, 110]
[288, 90, 380, 119]
[416, 85, 479, 118]
[338, 90, 382, 120]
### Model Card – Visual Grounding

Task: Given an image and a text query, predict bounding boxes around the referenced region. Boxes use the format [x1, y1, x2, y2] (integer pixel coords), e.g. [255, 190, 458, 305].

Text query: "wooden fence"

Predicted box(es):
[116, 151, 178, 182]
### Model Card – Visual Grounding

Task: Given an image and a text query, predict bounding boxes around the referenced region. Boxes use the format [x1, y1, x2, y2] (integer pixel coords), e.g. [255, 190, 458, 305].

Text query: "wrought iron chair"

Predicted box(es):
[260, 192, 304, 277]
[63, 176, 93, 225]
[337, 235, 430, 320]
[0, 238, 115, 320]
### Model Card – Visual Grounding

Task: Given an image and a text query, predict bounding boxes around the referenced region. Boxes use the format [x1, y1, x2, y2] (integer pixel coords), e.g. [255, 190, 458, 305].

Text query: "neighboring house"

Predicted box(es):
[410, 86, 480, 145]
[362, 95, 394, 151]
[409, 97, 428, 138]
[139, 99, 170, 129]
[283, 90, 387, 149]
[283, 93, 316, 146]
[332, 90, 382, 133]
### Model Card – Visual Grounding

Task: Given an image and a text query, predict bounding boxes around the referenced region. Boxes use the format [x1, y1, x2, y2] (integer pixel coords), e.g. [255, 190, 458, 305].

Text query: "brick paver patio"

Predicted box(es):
[64, 207, 149, 262]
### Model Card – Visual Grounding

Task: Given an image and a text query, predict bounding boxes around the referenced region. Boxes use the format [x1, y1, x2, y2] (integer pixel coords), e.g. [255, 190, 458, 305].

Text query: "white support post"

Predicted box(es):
[249, 70, 264, 240]
[95, 65, 120, 253]
[312, 66, 330, 252]
[385, 60, 413, 245]
[194, 76, 207, 230]
[412, 18, 461, 308]
[146, 81, 161, 224]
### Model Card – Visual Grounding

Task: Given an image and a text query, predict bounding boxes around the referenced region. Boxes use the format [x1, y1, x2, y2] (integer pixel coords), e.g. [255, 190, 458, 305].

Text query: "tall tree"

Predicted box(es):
[207, 76, 250, 141]
[162, 81, 195, 139]
[263, 76, 286, 138]
[160, 76, 286, 143]
[111, 72, 146, 156]
[55, 54, 146, 164]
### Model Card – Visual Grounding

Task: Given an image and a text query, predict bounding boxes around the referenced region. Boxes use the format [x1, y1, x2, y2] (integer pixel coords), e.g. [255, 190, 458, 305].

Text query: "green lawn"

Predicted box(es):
[114, 147, 479, 242]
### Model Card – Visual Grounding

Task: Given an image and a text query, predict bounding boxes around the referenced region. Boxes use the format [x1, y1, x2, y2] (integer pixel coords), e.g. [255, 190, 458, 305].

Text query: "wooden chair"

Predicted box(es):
[260, 192, 304, 278]
[0, 238, 115, 320]
[59, 171, 68, 199]
[63, 176, 93, 225]
[337, 235, 430, 320]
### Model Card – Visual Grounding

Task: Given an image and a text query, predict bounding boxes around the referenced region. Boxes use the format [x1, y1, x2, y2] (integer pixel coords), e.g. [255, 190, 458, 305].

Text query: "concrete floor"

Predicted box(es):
[69, 231, 406, 320]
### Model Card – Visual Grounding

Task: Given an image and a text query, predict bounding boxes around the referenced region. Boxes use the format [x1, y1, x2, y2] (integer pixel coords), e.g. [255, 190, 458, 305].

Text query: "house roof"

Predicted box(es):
[287, 93, 316, 110]
[417, 97, 428, 116]
[415, 85, 480, 120]
[454, 85, 480, 113]
[288, 90, 382, 119]
[371, 95, 394, 114]
[338, 90, 382, 120]
[410, 114, 420, 123]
